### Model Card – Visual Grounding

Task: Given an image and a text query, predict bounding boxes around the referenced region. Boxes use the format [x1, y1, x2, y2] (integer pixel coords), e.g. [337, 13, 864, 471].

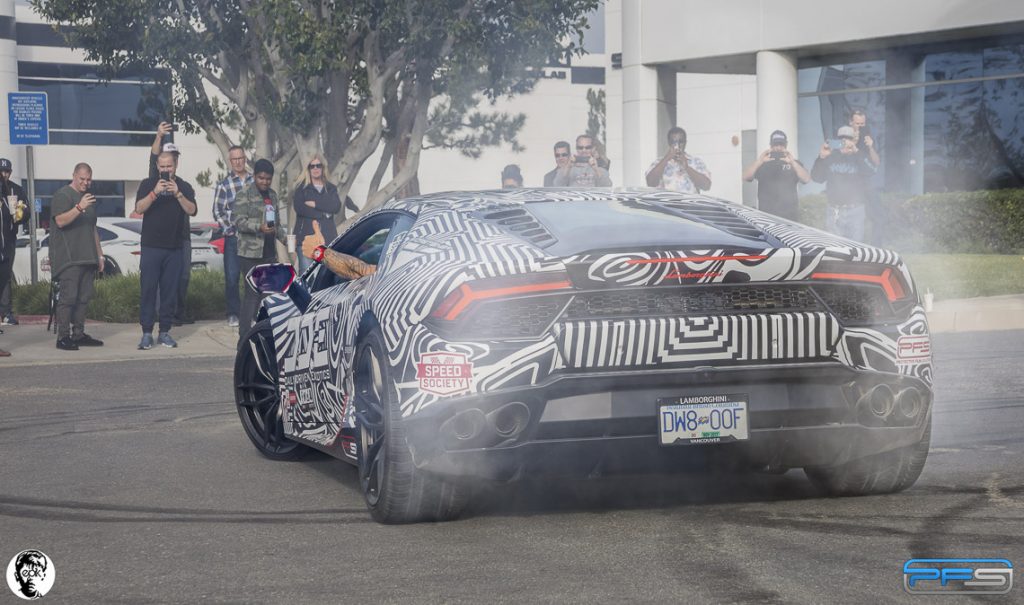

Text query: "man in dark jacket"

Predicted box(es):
[811, 126, 875, 242]
[0, 157, 28, 329]
[292, 159, 357, 272]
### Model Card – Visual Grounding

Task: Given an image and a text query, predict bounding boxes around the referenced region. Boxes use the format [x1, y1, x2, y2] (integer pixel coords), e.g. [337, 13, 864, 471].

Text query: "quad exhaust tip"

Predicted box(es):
[447, 408, 486, 441]
[896, 388, 923, 420]
[488, 402, 531, 438]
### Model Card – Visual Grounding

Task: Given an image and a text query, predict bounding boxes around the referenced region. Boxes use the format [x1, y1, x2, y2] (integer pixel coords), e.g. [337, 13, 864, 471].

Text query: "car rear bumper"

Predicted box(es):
[402, 363, 932, 480]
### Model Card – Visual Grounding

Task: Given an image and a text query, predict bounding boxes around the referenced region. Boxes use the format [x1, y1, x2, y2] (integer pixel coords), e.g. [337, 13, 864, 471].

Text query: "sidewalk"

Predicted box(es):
[0, 294, 1021, 365]
[0, 319, 239, 367]
[926, 293, 1024, 334]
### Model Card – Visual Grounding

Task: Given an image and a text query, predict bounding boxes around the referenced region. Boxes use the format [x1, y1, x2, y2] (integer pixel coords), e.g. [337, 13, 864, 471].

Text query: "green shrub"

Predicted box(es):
[897, 190, 1024, 254]
[13, 269, 239, 323]
[799, 189, 1024, 254]
[798, 193, 827, 230]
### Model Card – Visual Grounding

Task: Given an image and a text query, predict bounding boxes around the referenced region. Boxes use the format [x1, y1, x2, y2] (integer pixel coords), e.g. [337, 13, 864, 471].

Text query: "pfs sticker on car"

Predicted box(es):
[897, 335, 931, 362]
[416, 352, 473, 396]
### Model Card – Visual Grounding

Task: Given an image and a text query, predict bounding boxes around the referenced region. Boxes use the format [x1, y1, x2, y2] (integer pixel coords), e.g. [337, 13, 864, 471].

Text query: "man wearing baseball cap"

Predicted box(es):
[811, 125, 876, 241]
[148, 122, 194, 326]
[742, 130, 810, 221]
[0, 157, 29, 334]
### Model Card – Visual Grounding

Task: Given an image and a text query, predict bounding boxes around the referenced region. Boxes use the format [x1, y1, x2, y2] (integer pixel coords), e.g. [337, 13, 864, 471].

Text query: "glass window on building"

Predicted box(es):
[798, 37, 1024, 194]
[798, 61, 887, 193]
[922, 44, 1024, 192]
[17, 63, 171, 146]
[24, 180, 126, 230]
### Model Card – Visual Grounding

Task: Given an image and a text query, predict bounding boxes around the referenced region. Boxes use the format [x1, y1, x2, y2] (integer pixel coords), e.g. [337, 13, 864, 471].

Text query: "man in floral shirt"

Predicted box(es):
[212, 145, 253, 327]
[645, 127, 712, 194]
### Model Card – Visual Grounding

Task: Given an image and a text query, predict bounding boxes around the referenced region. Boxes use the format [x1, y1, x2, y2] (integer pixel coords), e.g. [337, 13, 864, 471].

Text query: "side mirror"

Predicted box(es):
[246, 263, 310, 313]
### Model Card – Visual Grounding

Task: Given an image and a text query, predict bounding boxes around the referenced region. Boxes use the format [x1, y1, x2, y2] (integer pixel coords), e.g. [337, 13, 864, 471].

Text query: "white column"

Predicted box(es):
[755, 51, 798, 153]
[621, 0, 675, 187]
[0, 0, 19, 172]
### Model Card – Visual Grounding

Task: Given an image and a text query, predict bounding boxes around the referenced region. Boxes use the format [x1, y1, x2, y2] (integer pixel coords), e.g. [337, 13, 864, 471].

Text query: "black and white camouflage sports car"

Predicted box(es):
[234, 189, 932, 523]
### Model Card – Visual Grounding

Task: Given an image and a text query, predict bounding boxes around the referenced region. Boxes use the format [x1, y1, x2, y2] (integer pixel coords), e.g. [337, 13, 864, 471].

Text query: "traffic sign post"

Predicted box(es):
[8, 92, 48, 284]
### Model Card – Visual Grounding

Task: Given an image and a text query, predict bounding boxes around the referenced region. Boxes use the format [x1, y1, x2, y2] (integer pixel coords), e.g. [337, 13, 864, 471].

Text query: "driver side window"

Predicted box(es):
[309, 212, 413, 292]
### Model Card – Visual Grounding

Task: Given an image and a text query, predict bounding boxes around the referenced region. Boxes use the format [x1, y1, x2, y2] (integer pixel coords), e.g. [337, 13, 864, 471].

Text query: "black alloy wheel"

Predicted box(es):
[234, 319, 306, 460]
[354, 337, 387, 508]
[353, 328, 469, 523]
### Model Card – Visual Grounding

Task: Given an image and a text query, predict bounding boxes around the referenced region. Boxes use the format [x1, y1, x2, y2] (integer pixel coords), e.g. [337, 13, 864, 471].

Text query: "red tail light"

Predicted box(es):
[431, 272, 573, 322]
[811, 264, 910, 302]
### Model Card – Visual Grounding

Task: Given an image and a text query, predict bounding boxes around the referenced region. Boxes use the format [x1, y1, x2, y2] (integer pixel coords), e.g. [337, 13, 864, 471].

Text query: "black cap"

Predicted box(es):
[0, 158, 12, 171]
[769, 130, 788, 146]
[253, 158, 274, 176]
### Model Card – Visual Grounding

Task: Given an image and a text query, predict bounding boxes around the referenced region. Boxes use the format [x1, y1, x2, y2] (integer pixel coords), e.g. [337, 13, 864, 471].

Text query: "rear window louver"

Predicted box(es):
[474, 207, 558, 248]
[657, 200, 766, 241]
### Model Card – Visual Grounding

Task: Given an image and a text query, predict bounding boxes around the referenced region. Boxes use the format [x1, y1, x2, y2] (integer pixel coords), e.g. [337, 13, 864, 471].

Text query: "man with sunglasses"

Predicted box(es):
[543, 141, 572, 187]
[646, 127, 712, 193]
[811, 125, 875, 241]
[552, 134, 612, 187]
[212, 145, 252, 327]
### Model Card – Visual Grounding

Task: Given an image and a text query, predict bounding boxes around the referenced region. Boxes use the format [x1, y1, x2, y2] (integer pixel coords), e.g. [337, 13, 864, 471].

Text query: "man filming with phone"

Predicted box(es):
[49, 163, 105, 351]
[646, 127, 712, 193]
[742, 130, 810, 220]
[134, 151, 197, 350]
[147, 121, 195, 326]
[552, 134, 612, 187]
[812, 125, 875, 241]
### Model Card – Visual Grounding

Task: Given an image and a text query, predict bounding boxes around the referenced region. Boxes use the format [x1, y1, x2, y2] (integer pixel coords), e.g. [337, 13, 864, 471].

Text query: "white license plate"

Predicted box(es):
[658, 394, 749, 446]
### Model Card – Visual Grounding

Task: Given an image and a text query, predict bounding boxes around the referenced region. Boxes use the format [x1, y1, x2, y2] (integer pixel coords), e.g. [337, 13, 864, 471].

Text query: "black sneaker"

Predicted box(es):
[74, 334, 104, 347]
[56, 337, 79, 351]
[0, 313, 17, 326]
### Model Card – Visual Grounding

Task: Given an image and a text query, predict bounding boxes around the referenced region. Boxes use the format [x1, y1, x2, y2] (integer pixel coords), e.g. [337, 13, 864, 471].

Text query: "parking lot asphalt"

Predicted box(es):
[0, 330, 1022, 603]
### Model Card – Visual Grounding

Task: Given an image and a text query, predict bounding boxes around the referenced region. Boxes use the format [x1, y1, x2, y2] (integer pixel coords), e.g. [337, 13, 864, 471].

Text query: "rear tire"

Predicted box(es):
[805, 414, 931, 496]
[234, 319, 308, 461]
[354, 328, 468, 523]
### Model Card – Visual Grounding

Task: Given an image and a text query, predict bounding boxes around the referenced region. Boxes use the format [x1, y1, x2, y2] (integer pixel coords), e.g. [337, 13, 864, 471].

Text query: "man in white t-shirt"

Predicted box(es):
[645, 127, 712, 193]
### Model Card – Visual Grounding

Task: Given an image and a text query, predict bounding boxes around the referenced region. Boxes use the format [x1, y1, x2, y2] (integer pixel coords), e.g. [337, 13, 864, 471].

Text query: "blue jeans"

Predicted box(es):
[175, 242, 191, 321]
[826, 204, 866, 243]
[223, 234, 241, 317]
[140, 246, 183, 334]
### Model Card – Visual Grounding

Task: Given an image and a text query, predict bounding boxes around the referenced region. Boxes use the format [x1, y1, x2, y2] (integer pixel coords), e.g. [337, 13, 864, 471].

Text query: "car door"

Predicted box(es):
[280, 211, 415, 455]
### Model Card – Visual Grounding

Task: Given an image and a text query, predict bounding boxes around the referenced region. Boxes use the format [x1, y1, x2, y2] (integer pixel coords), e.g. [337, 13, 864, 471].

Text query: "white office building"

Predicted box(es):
[5, 0, 1020, 223]
[606, 0, 1024, 205]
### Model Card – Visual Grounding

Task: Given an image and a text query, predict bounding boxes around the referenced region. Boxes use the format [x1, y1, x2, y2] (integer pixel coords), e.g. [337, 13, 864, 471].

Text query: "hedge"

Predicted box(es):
[798, 189, 1024, 254]
[13, 270, 238, 323]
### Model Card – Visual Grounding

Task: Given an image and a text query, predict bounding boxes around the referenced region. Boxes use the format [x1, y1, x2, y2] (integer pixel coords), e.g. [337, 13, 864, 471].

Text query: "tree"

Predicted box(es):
[33, 0, 600, 218]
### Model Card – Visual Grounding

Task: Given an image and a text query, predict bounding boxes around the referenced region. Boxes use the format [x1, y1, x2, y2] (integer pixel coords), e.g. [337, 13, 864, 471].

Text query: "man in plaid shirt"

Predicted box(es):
[212, 145, 252, 327]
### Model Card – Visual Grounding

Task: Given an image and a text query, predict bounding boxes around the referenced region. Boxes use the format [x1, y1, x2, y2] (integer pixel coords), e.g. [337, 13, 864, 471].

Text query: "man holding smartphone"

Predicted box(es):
[135, 151, 197, 349]
[49, 163, 105, 351]
[812, 126, 875, 241]
[646, 127, 712, 193]
[553, 135, 612, 187]
[148, 121, 195, 326]
[742, 130, 811, 220]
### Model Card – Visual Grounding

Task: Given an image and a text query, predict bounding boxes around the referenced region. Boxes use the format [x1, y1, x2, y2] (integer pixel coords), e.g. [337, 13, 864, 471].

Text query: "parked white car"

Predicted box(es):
[12, 218, 222, 283]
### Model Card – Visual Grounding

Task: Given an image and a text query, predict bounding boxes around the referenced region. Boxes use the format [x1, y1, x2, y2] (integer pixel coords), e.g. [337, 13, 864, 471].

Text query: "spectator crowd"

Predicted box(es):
[0, 109, 885, 358]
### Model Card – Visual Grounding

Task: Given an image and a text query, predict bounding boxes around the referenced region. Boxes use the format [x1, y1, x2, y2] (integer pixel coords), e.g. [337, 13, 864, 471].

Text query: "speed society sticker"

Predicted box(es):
[416, 352, 474, 396]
